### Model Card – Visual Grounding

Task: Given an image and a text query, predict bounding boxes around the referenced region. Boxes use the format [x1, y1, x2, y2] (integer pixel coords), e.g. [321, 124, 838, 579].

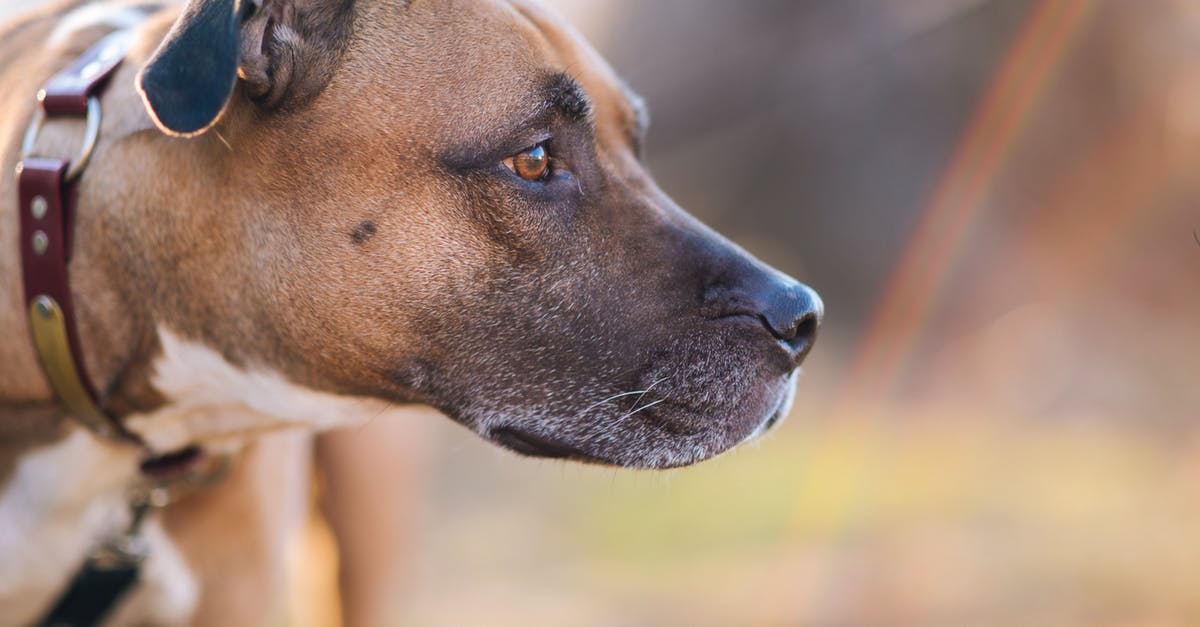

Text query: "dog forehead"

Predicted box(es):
[330, 0, 633, 145]
[505, 0, 638, 140]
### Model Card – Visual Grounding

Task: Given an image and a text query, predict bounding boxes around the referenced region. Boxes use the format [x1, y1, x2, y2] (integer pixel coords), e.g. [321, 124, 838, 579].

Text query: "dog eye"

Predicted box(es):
[503, 143, 551, 181]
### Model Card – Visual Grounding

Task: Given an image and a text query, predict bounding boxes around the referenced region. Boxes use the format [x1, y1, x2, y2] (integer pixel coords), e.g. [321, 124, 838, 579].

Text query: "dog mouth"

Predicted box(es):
[491, 426, 608, 464]
[485, 370, 799, 468]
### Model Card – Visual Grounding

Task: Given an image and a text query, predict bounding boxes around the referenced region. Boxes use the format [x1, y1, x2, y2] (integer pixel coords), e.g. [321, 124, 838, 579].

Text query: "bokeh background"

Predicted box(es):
[294, 1, 1200, 626]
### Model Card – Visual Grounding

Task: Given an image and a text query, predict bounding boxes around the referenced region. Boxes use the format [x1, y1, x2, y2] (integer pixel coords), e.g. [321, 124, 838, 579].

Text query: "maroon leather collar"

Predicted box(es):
[18, 30, 143, 447]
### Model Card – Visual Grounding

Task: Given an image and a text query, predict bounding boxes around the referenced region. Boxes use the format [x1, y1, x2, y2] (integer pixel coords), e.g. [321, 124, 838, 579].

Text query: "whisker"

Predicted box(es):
[631, 376, 669, 407]
[577, 376, 671, 423]
[580, 388, 651, 416]
[357, 400, 397, 432]
[618, 398, 666, 421]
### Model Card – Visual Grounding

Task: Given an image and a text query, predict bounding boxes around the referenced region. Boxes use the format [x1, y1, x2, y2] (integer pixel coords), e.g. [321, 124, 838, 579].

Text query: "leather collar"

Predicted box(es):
[18, 29, 142, 446]
[17, 28, 207, 478]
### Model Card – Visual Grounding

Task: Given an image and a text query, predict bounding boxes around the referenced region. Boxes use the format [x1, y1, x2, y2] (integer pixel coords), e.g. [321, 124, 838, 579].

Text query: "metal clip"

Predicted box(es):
[20, 95, 101, 183]
[89, 485, 169, 570]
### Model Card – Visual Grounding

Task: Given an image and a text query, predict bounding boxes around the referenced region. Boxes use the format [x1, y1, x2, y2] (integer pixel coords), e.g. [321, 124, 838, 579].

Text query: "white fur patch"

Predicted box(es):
[0, 431, 138, 625]
[124, 327, 401, 452]
[0, 428, 200, 625]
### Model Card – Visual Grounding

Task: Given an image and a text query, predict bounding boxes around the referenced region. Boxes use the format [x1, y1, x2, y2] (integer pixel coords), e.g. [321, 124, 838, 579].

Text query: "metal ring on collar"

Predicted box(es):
[21, 95, 101, 183]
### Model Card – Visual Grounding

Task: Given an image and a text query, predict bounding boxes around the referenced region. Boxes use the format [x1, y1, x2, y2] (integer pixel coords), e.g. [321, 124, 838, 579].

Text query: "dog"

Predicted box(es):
[0, 0, 822, 623]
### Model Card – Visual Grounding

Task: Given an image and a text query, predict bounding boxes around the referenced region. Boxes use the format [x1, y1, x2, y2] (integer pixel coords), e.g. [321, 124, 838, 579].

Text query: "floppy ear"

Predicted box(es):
[137, 0, 353, 137]
[136, 0, 254, 136]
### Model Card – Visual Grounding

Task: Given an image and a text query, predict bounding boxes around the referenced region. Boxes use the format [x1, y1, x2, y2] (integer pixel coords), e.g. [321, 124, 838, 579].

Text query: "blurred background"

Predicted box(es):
[293, 1, 1200, 626]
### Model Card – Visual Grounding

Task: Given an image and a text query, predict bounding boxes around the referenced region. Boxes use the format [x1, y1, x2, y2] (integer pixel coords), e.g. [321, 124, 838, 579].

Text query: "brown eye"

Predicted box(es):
[504, 144, 551, 181]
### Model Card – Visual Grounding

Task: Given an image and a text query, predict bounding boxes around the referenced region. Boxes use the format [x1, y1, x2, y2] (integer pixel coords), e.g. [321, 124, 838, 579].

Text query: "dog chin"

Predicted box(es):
[483, 372, 800, 470]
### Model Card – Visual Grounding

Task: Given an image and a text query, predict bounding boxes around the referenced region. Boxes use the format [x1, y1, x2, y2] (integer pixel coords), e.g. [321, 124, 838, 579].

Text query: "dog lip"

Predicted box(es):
[491, 426, 605, 463]
[762, 402, 785, 431]
[745, 381, 795, 442]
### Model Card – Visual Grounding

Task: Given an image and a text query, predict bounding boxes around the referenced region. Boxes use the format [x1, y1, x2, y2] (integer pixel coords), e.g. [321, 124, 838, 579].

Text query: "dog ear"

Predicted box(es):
[236, 0, 355, 112]
[137, 0, 353, 137]
[136, 0, 252, 136]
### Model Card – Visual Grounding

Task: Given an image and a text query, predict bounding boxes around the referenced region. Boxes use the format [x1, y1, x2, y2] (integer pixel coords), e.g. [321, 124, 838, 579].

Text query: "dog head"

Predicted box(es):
[119, 0, 821, 468]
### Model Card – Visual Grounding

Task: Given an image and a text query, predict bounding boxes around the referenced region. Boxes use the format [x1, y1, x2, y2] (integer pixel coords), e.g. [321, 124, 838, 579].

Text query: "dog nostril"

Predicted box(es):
[758, 283, 822, 358]
[761, 309, 818, 348]
[787, 312, 818, 354]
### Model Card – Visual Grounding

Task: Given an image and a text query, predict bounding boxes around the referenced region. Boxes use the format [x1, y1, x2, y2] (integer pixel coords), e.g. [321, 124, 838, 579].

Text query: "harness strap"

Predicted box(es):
[18, 30, 143, 446]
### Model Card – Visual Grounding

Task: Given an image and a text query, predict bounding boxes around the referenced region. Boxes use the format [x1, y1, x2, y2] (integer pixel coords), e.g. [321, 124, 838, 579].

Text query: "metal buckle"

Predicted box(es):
[20, 94, 101, 183]
[27, 295, 114, 438]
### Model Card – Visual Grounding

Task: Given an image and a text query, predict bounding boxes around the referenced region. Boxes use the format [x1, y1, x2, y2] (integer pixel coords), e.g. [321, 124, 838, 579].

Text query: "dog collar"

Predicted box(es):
[18, 29, 146, 446]
[19, 26, 233, 627]
[16, 30, 213, 481]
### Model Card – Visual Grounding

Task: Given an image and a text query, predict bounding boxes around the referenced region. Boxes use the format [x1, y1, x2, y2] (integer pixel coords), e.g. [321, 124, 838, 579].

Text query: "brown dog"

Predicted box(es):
[0, 0, 822, 623]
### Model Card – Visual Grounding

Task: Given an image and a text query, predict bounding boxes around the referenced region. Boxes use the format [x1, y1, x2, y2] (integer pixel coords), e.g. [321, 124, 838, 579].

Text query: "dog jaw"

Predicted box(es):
[466, 360, 799, 470]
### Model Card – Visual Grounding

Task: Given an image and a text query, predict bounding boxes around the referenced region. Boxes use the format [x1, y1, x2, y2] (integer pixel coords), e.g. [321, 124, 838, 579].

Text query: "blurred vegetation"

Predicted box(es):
[360, 409, 1198, 626]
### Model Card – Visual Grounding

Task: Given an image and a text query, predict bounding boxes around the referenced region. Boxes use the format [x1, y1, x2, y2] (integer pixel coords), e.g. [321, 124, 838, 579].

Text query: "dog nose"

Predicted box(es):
[757, 278, 822, 358]
[700, 260, 825, 360]
[707, 269, 823, 364]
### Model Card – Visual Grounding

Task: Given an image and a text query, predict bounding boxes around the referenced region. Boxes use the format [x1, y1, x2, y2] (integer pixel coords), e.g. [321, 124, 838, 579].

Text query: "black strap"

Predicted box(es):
[34, 498, 153, 627]
[34, 560, 141, 627]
